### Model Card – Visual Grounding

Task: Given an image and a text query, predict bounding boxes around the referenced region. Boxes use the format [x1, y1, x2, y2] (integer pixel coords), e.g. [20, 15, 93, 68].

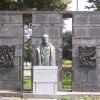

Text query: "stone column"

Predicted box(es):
[0, 12, 23, 91]
[72, 11, 100, 92]
[32, 11, 63, 91]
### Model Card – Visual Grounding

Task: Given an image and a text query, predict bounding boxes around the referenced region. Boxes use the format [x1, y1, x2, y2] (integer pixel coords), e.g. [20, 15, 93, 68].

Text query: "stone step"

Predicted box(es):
[0, 91, 22, 97]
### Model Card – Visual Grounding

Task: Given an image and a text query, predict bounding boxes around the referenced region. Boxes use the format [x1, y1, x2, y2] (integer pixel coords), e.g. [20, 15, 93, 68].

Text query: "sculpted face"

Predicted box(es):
[42, 34, 49, 45]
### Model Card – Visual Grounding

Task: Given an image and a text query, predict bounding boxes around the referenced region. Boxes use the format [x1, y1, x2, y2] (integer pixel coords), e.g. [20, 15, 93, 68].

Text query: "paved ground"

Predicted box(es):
[0, 98, 57, 100]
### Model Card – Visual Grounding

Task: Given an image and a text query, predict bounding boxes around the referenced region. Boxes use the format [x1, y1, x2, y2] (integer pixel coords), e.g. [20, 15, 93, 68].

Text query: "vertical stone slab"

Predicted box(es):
[32, 11, 62, 92]
[0, 12, 23, 91]
[72, 12, 100, 92]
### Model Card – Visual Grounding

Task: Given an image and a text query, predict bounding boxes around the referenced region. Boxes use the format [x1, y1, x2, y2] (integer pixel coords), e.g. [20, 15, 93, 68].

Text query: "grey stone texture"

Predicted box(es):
[32, 12, 62, 67]
[0, 14, 23, 23]
[33, 66, 58, 94]
[82, 83, 93, 92]
[32, 26, 61, 38]
[72, 12, 100, 92]
[72, 82, 82, 92]
[0, 12, 23, 91]
[32, 13, 61, 24]
[93, 82, 100, 92]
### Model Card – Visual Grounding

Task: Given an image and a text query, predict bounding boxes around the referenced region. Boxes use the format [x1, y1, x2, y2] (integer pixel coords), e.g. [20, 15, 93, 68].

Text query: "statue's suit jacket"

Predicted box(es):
[36, 43, 56, 66]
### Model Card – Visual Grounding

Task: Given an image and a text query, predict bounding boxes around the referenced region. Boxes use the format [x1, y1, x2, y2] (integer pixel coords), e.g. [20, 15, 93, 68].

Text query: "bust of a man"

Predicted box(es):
[36, 34, 56, 66]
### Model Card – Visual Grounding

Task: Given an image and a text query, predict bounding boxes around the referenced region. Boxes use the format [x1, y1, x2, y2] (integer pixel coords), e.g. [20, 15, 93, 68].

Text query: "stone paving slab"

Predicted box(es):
[0, 97, 57, 100]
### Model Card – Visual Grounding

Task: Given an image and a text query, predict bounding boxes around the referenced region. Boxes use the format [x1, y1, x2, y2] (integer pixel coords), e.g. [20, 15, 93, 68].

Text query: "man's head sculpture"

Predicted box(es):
[41, 34, 49, 45]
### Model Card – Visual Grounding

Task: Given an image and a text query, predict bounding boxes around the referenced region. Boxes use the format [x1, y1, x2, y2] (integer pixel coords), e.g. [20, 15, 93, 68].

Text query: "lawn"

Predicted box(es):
[23, 76, 32, 90]
[61, 74, 72, 89]
[60, 96, 100, 100]
[62, 60, 72, 89]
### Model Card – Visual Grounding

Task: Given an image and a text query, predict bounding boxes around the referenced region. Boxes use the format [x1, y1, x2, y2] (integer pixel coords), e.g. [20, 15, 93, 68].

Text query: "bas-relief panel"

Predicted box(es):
[79, 46, 96, 68]
[0, 45, 15, 68]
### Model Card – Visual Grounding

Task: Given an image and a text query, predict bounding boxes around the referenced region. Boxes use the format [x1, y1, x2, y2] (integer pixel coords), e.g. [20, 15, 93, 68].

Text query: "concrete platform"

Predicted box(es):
[0, 91, 22, 97]
[0, 91, 100, 100]
[0, 98, 56, 100]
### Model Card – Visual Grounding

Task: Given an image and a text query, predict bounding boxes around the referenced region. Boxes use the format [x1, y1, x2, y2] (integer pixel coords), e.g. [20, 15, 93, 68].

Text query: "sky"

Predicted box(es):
[70, 0, 93, 11]
[63, 0, 94, 32]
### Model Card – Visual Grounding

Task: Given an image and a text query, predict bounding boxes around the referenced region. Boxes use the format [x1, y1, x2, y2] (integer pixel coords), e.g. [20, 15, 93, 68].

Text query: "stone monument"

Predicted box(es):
[33, 34, 58, 94]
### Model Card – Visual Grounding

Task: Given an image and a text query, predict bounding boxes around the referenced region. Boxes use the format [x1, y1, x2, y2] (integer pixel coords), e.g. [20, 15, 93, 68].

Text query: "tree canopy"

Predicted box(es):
[62, 31, 72, 60]
[0, 0, 70, 11]
[86, 0, 100, 10]
[24, 36, 32, 63]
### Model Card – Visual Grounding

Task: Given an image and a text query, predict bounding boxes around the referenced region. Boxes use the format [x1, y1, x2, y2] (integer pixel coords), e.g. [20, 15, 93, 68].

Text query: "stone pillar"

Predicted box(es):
[0, 12, 23, 91]
[72, 12, 100, 92]
[32, 11, 63, 91]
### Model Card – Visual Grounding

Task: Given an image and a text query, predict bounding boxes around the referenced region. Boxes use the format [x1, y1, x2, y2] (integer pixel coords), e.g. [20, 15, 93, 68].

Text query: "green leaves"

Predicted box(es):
[24, 37, 32, 62]
[86, 0, 100, 10]
[0, 0, 70, 11]
[62, 31, 72, 60]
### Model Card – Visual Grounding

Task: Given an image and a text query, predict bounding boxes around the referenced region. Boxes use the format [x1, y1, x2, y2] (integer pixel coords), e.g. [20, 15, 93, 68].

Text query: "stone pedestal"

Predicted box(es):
[33, 66, 58, 94]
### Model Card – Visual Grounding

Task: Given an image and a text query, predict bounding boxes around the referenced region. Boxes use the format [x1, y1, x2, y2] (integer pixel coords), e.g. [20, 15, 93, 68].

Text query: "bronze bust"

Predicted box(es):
[36, 34, 56, 66]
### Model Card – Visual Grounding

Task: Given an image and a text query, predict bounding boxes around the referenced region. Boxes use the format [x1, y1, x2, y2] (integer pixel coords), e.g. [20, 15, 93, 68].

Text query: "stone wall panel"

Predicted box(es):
[93, 82, 100, 92]
[72, 82, 82, 92]
[33, 14, 47, 23]
[0, 12, 23, 91]
[73, 15, 89, 24]
[82, 83, 93, 92]
[89, 15, 100, 24]
[0, 26, 23, 37]
[0, 14, 23, 23]
[72, 12, 100, 92]
[32, 26, 61, 38]
[47, 14, 61, 23]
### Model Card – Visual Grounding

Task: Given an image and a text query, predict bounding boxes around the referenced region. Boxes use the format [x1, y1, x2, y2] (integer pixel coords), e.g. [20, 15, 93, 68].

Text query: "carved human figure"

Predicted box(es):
[36, 34, 56, 66]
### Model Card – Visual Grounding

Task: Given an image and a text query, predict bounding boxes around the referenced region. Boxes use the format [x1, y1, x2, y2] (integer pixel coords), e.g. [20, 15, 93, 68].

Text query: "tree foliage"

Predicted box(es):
[62, 31, 72, 60]
[24, 37, 32, 63]
[86, 0, 100, 10]
[34, 0, 70, 11]
[23, 14, 32, 63]
[0, 0, 70, 11]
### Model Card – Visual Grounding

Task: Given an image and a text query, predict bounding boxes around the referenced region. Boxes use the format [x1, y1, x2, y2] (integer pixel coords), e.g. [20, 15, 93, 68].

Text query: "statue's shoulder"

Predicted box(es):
[36, 46, 40, 52]
[50, 43, 55, 50]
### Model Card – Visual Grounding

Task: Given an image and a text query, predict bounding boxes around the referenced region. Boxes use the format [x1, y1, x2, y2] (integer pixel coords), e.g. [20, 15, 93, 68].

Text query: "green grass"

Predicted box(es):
[62, 74, 72, 89]
[23, 76, 32, 90]
[60, 95, 100, 100]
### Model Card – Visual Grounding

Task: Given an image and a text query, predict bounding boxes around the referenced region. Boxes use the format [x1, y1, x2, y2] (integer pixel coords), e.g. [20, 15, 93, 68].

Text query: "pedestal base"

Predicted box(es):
[33, 66, 58, 94]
